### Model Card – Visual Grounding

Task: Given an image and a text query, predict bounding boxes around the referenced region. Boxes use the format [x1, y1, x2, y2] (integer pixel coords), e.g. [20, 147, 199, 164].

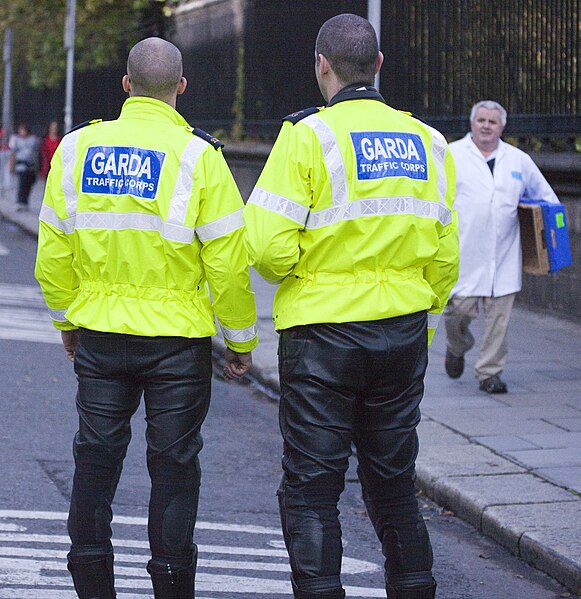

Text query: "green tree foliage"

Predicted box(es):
[0, 0, 171, 89]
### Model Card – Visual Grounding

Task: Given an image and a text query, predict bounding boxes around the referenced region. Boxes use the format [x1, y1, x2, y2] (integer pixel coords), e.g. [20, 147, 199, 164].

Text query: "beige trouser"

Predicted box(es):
[443, 293, 516, 382]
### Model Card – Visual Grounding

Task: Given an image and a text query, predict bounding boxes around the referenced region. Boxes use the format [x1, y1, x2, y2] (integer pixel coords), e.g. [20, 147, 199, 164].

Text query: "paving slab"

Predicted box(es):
[481, 502, 581, 594]
[535, 466, 581, 492]
[417, 419, 471, 447]
[473, 434, 543, 452]
[521, 528, 581, 594]
[518, 432, 581, 448]
[421, 412, 565, 436]
[430, 473, 577, 529]
[482, 500, 581, 554]
[416, 444, 525, 497]
[505, 447, 581, 469]
[548, 417, 581, 432]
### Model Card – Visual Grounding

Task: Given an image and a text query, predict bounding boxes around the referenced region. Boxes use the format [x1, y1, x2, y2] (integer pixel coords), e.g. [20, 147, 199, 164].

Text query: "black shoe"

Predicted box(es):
[479, 375, 508, 394]
[147, 548, 197, 599]
[67, 552, 116, 599]
[445, 349, 464, 379]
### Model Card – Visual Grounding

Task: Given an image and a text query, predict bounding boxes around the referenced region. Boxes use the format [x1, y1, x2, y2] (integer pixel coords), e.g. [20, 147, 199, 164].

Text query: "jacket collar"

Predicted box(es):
[119, 96, 190, 127]
[464, 132, 507, 161]
[327, 83, 386, 107]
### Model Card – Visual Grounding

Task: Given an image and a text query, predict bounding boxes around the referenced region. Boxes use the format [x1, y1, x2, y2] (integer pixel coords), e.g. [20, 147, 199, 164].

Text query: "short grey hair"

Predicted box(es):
[470, 100, 507, 126]
[127, 37, 183, 100]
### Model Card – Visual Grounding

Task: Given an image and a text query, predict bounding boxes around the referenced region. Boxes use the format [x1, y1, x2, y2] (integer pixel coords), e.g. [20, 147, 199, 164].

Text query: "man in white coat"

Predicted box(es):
[444, 100, 559, 393]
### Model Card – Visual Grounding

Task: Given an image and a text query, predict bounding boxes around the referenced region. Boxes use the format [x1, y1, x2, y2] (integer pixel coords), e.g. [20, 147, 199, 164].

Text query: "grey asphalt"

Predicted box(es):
[1, 171, 580, 596]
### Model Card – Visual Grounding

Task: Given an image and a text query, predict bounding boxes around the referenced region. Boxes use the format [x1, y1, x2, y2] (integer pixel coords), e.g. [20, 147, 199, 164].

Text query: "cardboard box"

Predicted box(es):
[518, 199, 572, 275]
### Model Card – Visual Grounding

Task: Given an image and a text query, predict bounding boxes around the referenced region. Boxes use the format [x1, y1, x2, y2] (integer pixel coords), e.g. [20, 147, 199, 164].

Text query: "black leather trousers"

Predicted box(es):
[277, 313, 434, 596]
[68, 329, 212, 569]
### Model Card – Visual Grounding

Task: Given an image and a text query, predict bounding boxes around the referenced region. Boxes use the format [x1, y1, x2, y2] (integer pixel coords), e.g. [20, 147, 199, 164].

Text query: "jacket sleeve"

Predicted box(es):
[523, 154, 560, 204]
[243, 122, 312, 283]
[34, 146, 79, 331]
[195, 146, 258, 353]
[423, 141, 459, 344]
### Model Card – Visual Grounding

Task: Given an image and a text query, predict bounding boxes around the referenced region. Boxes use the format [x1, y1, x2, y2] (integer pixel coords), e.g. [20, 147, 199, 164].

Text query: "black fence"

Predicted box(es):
[169, 0, 581, 141]
[6, 0, 581, 143]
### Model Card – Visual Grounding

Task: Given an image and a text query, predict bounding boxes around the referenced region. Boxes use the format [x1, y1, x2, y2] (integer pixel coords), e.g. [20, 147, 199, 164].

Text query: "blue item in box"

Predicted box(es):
[519, 198, 572, 272]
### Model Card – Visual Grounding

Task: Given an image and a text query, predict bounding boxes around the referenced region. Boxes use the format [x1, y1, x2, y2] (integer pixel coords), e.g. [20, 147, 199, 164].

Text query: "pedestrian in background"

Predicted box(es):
[9, 122, 39, 211]
[35, 37, 257, 599]
[244, 13, 458, 599]
[40, 120, 63, 179]
[444, 100, 560, 393]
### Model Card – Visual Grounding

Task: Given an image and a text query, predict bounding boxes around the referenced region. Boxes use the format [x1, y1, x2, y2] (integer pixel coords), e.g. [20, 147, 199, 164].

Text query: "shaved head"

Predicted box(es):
[316, 14, 379, 85]
[126, 37, 183, 101]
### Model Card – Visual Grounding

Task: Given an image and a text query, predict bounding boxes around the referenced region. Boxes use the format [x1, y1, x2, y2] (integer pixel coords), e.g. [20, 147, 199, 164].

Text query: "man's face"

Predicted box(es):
[470, 107, 505, 148]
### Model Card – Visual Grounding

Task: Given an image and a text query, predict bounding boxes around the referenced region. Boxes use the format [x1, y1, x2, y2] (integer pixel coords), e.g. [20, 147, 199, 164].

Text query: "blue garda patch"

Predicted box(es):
[81, 146, 166, 200]
[351, 132, 428, 181]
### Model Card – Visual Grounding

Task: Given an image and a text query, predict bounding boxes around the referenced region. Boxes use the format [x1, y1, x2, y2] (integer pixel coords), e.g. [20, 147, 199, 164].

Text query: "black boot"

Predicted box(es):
[67, 552, 116, 599]
[147, 548, 198, 599]
[387, 578, 437, 598]
[292, 590, 345, 599]
[291, 577, 345, 599]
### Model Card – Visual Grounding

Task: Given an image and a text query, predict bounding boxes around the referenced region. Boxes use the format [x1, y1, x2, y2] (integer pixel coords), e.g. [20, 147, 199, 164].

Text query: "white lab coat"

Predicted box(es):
[449, 134, 559, 297]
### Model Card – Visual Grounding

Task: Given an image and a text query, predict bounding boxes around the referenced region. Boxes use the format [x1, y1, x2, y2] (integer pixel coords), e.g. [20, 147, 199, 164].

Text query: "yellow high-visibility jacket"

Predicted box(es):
[35, 96, 258, 353]
[244, 88, 459, 343]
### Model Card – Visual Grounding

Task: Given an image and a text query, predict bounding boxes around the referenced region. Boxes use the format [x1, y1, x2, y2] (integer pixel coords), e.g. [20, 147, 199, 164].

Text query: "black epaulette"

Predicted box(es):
[283, 106, 323, 125]
[190, 127, 224, 150]
[65, 119, 102, 135]
[399, 111, 433, 128]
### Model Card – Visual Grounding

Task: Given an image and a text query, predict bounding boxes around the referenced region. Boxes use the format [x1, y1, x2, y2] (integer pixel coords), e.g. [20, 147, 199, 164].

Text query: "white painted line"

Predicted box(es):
[0, 510, 383, 596]
[0, 283, 46, 302]
[0, 243, 9, 256]
[0, 523, 25, 532]
[0, 510, 282, 535]
[0, 592, 217, 599]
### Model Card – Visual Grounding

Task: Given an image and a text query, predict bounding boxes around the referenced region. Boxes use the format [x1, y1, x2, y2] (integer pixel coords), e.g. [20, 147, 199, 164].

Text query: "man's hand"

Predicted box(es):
[61, 330, 79, 362]
[223, 348, 252, 381]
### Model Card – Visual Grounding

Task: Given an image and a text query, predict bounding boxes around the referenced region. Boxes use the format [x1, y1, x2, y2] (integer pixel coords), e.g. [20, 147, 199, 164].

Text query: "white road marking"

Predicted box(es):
[0, 284, 60, 344]
[0, 510, 384, 596]
[0, 242, 9, 256]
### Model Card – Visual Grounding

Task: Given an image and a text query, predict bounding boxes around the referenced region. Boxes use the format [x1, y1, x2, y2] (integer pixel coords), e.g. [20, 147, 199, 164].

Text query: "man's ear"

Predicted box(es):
[317, 53, 331, 75]
[177, 76, 187, 95]
[375, 51, 384, 75]
[122, 75, 131, 94]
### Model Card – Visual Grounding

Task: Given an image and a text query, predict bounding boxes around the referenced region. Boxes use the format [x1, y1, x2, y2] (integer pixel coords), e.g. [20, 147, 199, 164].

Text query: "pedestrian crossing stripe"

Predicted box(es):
[0, 510, 384, 597]
[0, 283, 60, 344]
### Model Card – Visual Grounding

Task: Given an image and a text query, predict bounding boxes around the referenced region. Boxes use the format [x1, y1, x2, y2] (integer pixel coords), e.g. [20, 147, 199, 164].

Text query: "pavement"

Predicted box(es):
[2, 173, 581, 595]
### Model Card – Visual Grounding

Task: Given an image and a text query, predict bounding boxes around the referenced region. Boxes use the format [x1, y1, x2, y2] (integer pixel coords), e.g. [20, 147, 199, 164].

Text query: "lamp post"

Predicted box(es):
[1, 28, 12, 194]
[367, 0, 381, 91]
[64, 0, 76, 133]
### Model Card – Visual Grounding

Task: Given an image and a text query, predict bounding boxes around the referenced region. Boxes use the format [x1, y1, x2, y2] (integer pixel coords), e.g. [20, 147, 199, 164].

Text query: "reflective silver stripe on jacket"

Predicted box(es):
[427, 312, 441, 329]
[61, 128, 83, 219]
[219, 322, 258, 343]
[196, 208, 244, 242]
[306, 196, 452, 230]
[302, 114, 348, 206]
[247, 187, 309, 226]
[167, 136, 207, 226]
[39, 204, 76, 234]
[48, 307, 68, 322]
[425, 126, 448, 205]
[74, 212, 196, 244]
[41, 135, 240, 244]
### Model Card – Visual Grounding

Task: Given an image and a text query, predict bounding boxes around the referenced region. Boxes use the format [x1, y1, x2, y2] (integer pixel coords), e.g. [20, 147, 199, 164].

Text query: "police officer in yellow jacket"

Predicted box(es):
[244, 14, 458, 599]
[35, 38, 257, 599]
